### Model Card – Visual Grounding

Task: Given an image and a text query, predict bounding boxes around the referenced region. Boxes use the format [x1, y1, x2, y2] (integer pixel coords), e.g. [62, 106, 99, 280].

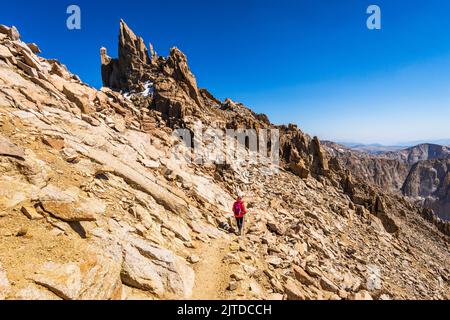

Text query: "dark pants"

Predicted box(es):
[235, 217, 244, 233]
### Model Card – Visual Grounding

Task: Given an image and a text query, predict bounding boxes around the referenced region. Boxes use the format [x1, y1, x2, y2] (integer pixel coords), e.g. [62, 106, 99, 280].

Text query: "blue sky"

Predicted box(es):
[2, 0, 450, 145]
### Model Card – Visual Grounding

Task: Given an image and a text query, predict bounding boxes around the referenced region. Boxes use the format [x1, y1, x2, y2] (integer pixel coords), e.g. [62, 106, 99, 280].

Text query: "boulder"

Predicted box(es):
[9, 26, 20, 40]
[187, 255, 200, 264]
[121, 238, 195, 299]
[228, 281, 238, 291]
[267, 221, 286, 235]
[62, 83, 95, 114]
[0, 134, 25, 159]
[0, 25, 10, 35]
[293, 265, 315, 286]
[17, 61, 38, 78]
[20, 50, 42, 71]
[290, 159, 310, 179]
[0, 46, 13, 59]
[284, 279, 305, 300]
[31, 249, 122, 300]
[266, 256, 283, 267]
[32, 262, 82, 300]
[26, 43, 41, 54]
[40, 201, 97, 222]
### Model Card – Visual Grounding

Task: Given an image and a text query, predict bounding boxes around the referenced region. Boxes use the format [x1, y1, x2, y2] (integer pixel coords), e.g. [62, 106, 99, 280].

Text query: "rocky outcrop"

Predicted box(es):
[279, 126, 329, 179]
[100, 21, 329, 177]
[31, 247, 123, 300]
[385, 144, 450, 165]
[121, 237, 195, 299]
[403, 159, 450, 221]
[324, 142, 450, 223]
[101, 20, 152, 91]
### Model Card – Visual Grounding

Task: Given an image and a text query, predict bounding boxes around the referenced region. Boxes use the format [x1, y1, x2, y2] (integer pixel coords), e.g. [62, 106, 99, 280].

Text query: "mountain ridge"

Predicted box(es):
[323, 141, 450, 221]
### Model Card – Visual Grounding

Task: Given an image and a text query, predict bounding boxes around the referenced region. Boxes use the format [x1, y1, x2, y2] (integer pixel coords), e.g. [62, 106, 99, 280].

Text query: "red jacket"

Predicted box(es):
[232, 200, 248, 218]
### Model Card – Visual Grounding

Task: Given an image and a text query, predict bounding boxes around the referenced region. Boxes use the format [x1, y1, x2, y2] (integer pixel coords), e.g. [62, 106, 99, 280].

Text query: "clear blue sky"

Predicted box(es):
[2, 0, 450, 145]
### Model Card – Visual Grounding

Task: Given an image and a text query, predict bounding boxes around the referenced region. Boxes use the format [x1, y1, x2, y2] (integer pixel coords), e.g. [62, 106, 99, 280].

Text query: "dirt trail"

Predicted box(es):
[191, 237, 233, 300]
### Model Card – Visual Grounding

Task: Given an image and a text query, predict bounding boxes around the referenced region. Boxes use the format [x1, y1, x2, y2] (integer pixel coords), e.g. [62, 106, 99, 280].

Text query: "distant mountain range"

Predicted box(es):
[334, 140, 450, 155]
[397, 139, 450, 147]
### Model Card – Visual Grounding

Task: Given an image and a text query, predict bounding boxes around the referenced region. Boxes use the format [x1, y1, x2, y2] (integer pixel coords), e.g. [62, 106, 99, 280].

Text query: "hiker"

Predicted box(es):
[232, 194, 248, 236]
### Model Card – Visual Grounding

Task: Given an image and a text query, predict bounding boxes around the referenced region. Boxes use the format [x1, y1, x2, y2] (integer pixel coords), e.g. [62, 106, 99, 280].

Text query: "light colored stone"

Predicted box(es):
[0, 46, 13, 59]
[38, 185, 78, 202]
[21, 206, 43, 220]
[40, 201, 96, 222]
[140, 158, 160, 169]
[62, 83, 95, 114]
[249, 281, 263, 296]
[60, 148, 79, 163]
[121, 237, 195, 299]
[267, 221, 286, 235]
[20, 50, 42, 71]
[15, 285, 61, 300]
[350, 290, 373, 300]
[0, 264, 10, 300]
[32, 262, 82, 300]
[32, 248, 122, 300]
[73, 145, 190, 216]
[266, 256, 283, 267]
[187, 255, 200, 264]
[230, 272, 245, 281]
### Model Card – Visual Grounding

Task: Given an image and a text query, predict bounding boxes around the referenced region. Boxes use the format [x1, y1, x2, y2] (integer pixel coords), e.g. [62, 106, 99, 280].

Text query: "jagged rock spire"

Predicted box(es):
[163, 47, 202, 108]
[101, 19, 152, 91]
[100, 19, 205, 126]
[118, 19, 150, 67]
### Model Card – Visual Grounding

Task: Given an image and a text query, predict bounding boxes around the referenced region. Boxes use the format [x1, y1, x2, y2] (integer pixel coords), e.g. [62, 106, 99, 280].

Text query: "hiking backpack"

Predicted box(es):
[233, 202, 242, 216]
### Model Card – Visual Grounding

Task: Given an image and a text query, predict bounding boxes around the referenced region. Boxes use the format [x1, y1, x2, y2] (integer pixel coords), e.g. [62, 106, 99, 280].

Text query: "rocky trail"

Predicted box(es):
[191, 237, 232, 300]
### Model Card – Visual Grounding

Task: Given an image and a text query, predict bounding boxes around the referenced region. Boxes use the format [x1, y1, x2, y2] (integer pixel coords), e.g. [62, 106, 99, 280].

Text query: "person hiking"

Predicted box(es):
[232, 194, 248, 236]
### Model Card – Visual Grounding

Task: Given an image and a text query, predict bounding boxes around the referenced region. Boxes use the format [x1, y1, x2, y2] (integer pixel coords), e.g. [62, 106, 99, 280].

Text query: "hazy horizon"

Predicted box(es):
[2, 0, 450, 145]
